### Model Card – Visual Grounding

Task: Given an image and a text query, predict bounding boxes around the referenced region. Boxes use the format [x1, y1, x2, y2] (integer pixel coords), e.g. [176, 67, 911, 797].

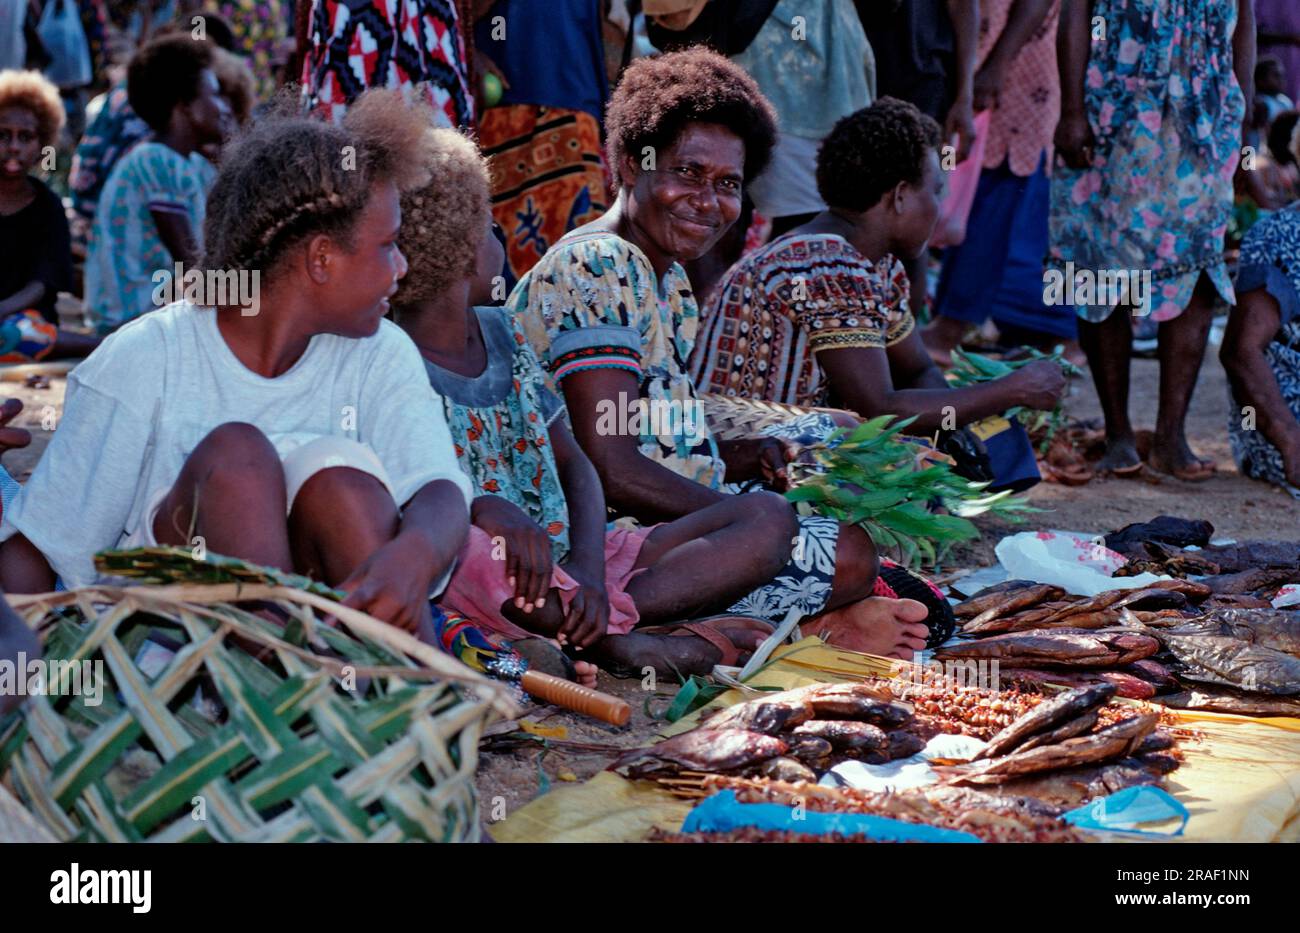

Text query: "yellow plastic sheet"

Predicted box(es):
[492, 639, 1300, 843]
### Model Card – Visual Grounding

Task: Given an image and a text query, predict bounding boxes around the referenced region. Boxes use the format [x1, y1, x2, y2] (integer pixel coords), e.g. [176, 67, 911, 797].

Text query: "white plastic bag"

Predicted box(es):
[38, 0, 91, 89]
[994, 530, 1170, 597]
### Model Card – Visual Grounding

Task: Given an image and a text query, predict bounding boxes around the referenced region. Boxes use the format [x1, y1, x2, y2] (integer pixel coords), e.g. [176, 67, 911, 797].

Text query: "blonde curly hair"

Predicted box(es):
[203, 88, 436, 276]
[0, 69, 66, 149]
[394, 128, 491, 304]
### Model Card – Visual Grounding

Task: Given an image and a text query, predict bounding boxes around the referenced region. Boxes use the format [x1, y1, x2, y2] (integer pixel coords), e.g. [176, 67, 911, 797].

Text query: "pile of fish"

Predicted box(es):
[932, 684, 1181, 808]
[611, 682, 924, 782]
[948, 575, 1300, 713]
[1103, 517, 1300, 601]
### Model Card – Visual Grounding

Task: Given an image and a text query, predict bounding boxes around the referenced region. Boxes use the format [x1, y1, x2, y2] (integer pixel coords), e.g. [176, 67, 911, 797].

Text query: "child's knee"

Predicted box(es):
[187, 422, 284, 491]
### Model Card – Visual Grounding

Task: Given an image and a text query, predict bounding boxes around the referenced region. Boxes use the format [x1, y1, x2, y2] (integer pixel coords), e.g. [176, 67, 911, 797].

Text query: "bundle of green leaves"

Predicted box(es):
[785, 416, 1036, 568]
[946, 346, 1080, 452]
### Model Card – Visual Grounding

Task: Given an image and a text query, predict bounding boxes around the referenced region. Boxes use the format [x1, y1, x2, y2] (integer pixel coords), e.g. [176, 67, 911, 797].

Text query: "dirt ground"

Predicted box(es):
[5, 343, 1297, 830]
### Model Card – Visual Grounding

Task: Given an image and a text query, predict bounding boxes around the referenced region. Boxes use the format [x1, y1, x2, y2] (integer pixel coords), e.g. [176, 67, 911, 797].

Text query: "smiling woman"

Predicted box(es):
[506, 50, 943, 660]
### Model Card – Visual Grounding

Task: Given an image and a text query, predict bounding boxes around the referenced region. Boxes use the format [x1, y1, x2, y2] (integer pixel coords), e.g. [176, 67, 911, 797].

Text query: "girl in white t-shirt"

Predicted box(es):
[0, 90, 473, 637]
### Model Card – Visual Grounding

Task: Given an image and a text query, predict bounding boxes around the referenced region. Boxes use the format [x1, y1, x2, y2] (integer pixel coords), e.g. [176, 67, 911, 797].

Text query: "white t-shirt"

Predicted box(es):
[0, 301, 472, 587]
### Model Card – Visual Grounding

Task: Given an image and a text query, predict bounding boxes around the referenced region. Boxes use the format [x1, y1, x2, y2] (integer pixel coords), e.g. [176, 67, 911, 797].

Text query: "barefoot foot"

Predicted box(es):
[802, 597, 930, 660]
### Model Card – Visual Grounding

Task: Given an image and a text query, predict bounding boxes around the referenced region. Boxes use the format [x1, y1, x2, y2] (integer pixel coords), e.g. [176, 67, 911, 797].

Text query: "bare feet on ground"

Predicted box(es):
[802, 596, 929, 660]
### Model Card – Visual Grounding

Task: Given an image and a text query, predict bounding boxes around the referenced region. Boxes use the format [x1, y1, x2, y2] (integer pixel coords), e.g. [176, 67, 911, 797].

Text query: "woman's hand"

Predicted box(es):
[944, 94, 977, 162]
[1003, 359, 1067, 411]
[338, 533, 440, 633]
[1054, 110, 1096, 170]
[557, 561, 609, 650]
[471, 495, 553, 613]
[0, 399, 31, 463]
[972, 59, 1006, 113]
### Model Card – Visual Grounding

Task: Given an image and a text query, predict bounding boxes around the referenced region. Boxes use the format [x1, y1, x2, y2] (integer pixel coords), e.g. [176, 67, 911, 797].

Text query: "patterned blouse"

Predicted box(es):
[690, 233, 914, 407]
[977, 0, 1060, 176]
[425, 307, 572, 559]
[508, 230, 726, 490]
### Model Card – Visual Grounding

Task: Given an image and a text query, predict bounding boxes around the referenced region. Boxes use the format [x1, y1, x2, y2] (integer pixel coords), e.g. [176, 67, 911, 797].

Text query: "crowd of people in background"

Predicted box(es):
[0, 0, 1297, 686]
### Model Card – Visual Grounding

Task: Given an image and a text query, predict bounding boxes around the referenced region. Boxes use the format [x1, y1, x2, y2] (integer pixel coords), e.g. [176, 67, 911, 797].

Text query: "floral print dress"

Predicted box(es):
[508, 230, 840, 622]
[1048, 0, 1246, 322]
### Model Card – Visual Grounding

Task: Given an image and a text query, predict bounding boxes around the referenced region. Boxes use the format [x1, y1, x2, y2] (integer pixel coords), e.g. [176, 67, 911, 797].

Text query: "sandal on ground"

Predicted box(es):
[1147, 458, 1216, 482]
[637, 615, 774, 667]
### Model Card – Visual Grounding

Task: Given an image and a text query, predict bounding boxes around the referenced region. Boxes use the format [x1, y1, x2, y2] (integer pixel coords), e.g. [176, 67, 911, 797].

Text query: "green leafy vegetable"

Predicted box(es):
[785, 415, 1037, 569]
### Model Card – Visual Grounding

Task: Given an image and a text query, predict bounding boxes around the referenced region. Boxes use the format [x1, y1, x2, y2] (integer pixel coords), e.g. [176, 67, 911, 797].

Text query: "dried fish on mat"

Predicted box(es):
[699, 691, 814, 734]
[959, 588, 1191, 636]
[1176, 609, 1300, 657]
[956, 583, 1066, 625]
[1156, 633, 1300, 695]
[976, 684, 1116, 759]
[611, 728, 787, 779]
[1159, 688, 1300, 717]
[984, 757, 1170, 810]
[939, 713, 1159, 785]
[999, 667, 1157, 699]
[935, 629, 1160, 668]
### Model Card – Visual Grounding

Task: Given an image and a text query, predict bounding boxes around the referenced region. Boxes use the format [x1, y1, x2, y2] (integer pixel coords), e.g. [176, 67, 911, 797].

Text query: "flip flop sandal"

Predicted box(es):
[1142, 455, 1215, 482]
[637, 615, 774, 667]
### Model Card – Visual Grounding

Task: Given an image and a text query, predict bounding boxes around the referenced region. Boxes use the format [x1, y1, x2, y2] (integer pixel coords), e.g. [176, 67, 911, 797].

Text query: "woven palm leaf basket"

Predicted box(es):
[0, 547, 516, 843]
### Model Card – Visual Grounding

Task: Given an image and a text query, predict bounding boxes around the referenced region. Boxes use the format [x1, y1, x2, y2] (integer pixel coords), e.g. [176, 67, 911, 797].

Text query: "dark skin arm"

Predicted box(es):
[819, 331, 1065, 432]
[1234, 0, 1256, 119]
[973, 0, 1055, 112]
[1054, 0, 1096, 170]
[548, 418, 610, 648]
[561, 367, 727, 522]
[0, 399, 49, 595]
[0, 281, 45, 317]
[945, 0, 980, 161]
[338, 479, 468, 632]
[1220, 289, 1300, 486]
[152, 211, 200, 268]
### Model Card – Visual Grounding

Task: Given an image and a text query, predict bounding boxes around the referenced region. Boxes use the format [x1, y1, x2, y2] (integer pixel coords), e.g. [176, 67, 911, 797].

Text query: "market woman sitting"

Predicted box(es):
[689, 98, 1066, 440]
[507, 48, 946, 658]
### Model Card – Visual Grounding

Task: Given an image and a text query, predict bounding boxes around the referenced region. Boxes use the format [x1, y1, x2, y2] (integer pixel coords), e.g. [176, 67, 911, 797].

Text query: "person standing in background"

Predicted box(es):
[924, 0, 1081, 366]
[728, 0, 875, 239]
[1051, 0, 1254, 481]
[301, 0, 474, 128]
[1257, 0, 1300, 105]
[861, 0, 978, 319]
[472, 0, 610, 287]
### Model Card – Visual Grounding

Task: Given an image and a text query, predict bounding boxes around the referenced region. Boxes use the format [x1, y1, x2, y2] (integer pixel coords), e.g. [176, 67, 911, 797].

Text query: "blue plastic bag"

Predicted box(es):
[682, 790, 982, 843]
[38, 0, 91, 89]
[1062, 786, 1189, 836]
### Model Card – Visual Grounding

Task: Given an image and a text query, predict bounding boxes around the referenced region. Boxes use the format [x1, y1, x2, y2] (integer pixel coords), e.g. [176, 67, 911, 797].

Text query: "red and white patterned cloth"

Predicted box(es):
[977, 0, 1061, 177]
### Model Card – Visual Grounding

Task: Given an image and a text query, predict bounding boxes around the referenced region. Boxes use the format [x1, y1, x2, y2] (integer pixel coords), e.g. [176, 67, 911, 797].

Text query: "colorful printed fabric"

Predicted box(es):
[977, 0, 1060, 176]
[0, 310, 58, 363]
[691, 233, 914, 407]
[1047, 0, 1246, 323]
[509, 230, 727, 489]
[478, 104, 609, 284]
[69, 83, 150, 227]
[425, 306, 574, 562]
[301, 0, 474, 128]
[205, 0, 287, 100]
[83, 142, 216, 333]
[1229, 206, 1300, 491]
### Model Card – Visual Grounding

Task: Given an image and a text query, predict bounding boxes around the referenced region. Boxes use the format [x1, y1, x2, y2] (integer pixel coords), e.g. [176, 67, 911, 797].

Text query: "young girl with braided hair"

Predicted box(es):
[0, 89, 473, 639]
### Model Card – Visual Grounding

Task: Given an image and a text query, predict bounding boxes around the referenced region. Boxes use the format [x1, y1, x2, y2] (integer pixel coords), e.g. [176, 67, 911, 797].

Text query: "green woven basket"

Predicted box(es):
[0, 548, 515, 842]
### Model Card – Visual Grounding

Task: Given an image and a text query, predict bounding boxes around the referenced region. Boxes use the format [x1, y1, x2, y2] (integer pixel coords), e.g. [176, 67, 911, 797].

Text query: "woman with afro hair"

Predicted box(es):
[691, 97, 1065, 438]
[508, 49, 940, 661]
[0, 68, 99, 360]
